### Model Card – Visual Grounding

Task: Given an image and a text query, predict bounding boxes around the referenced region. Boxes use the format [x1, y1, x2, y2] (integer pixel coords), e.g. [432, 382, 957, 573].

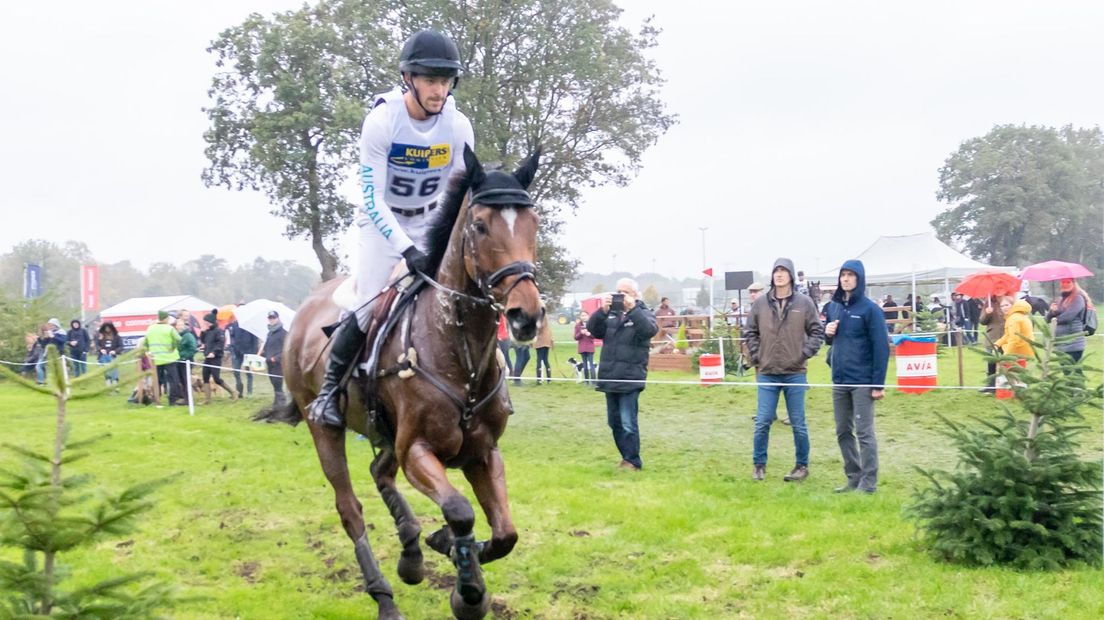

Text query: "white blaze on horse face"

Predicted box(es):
[500, 207, 518, 237]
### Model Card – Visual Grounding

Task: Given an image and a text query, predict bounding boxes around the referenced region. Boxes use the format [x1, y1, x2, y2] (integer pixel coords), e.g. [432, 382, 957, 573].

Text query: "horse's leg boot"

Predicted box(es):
[308, 320, 365, 429]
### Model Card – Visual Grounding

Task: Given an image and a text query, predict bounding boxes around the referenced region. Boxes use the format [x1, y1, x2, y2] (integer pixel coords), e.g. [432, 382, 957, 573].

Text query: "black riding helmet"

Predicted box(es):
[399, 30, 462, 117]
[399, 29, 463, 77]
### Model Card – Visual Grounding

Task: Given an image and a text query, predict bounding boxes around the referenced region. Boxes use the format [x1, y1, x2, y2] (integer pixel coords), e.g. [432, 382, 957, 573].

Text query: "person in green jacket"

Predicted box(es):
[142, 311, 184, 405]
[176, 317, 199, 362]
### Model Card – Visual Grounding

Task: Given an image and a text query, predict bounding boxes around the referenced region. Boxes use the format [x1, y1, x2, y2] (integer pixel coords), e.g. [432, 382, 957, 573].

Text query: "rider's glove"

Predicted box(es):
[402, 246, 431, 275]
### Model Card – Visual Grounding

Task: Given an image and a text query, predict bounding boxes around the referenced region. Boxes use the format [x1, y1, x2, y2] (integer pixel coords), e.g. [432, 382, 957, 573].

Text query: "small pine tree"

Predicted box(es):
[907, 318, 1103, 569]
[693, 323, 743, 375]
[0, 346, 175, 616]
[674, 323, 689, 353]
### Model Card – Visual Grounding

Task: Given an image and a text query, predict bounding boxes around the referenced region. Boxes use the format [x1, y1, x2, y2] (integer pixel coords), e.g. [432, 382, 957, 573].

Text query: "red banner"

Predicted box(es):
[81, 265, 99, 311]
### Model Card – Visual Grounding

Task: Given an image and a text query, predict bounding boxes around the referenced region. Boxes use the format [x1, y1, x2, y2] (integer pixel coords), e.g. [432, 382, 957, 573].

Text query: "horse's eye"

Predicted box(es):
[473, 220, 489, 235]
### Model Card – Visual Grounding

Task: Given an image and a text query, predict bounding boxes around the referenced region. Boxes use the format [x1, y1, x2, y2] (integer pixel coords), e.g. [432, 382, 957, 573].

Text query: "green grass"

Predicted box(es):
[1, 337, 1101, 619]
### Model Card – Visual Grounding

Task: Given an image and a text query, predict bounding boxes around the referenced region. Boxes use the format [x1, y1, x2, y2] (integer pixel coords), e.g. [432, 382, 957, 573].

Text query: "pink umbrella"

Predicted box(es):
[1019, 260, 1094, 282]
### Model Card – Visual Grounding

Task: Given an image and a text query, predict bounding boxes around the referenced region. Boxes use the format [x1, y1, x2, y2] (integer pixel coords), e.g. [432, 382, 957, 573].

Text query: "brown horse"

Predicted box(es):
[259, 146, 543, 619]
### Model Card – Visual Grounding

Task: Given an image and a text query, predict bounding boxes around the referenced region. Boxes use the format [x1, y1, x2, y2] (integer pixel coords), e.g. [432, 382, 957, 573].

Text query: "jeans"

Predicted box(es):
[512, 346, 531, 383]
[605, 390, 642, 468]
[580, 352, 595, 382]
[832, 386, 879, 491]
[98, 353, 119, 383]
[535, 347, 551, 381]
[232, 351, 253, 395]
[70, 353, 87, 377]
[36, 359, 46, 384]
[753, 373, 810, 466]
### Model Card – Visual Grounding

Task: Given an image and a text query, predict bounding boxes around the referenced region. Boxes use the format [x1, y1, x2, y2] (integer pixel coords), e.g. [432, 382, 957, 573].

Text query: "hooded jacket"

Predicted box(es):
[66, 320, 91, 356]
[587, 300, 658, 393]
[996, 299, 1035, 358]
[745, 258, 824, 375]
[823, 260, 890, 387]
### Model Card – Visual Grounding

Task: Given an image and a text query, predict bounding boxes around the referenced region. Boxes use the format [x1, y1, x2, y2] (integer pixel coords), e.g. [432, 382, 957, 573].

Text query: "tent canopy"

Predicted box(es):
[100, 295, 218, 317]
[812, 232, 1016, 285]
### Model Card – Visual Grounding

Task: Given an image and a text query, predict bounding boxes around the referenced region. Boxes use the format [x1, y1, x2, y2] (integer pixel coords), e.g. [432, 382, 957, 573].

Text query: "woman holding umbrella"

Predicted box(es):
[1020, 260, 1095, 364]
[1046, 279, 1090, 362]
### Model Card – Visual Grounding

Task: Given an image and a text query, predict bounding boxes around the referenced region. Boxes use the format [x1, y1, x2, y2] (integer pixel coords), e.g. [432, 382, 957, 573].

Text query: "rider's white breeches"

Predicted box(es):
[353, 213, 432, 330]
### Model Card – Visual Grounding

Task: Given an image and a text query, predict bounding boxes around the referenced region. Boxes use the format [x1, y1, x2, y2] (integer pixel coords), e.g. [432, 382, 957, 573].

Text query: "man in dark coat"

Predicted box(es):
[586, 278, 658, 471]
[227, 318, 259, 397]
[261, 310, 288, 406]
[66, 319, 91, 377]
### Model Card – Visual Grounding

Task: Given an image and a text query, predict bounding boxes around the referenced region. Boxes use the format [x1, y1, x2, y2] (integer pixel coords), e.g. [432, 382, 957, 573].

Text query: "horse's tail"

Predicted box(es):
[252, 399, 303, 426]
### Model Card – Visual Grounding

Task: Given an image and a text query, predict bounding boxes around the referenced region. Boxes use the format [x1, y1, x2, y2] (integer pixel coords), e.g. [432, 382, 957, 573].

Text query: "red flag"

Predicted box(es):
[81, 265, 99, 311]
[702, 267, 713, 277]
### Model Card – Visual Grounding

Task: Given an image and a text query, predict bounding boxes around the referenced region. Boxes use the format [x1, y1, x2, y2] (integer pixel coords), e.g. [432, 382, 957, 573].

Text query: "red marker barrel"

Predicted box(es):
[894, 336, 937, 394]
[699, 353, 723, 385]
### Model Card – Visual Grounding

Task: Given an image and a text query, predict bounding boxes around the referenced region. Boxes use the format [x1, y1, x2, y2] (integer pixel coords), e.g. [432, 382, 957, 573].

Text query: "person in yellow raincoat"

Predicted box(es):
[994, 297, 1035, 358]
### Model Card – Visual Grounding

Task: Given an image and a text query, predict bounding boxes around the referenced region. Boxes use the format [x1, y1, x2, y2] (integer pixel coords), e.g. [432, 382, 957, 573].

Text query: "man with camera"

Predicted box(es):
[586, 278, 658, 471]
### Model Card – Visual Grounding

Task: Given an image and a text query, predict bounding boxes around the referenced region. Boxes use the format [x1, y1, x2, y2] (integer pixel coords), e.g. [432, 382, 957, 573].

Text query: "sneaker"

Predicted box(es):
[618, 460, 641, 471]
[780, 417, 791, 425]
[783, 465, 809, 482]
[834, 485, 856, 493]
[752, 465, 766, 481]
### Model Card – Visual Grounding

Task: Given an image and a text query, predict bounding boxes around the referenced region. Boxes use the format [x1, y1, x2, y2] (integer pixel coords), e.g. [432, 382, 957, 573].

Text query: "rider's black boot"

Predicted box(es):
[308, 320, 366, 429]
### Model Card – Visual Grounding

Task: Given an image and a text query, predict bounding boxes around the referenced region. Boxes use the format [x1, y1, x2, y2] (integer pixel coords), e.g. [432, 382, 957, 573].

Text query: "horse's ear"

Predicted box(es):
[513, 146, 542, 190]
[463, 144, 486, 188]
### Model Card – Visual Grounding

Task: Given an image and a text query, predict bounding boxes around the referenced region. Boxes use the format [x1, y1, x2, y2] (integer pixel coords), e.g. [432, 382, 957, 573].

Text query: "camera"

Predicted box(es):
[610, 293, 625, 313]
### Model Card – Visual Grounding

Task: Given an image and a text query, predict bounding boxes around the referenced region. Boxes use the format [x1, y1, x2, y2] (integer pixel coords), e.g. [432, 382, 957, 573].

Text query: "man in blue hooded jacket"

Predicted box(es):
[823, 260, 890, 494]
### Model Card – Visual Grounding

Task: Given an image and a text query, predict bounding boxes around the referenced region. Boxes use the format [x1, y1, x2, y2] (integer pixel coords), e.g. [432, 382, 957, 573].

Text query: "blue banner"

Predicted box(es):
[23, 263, 42, 298]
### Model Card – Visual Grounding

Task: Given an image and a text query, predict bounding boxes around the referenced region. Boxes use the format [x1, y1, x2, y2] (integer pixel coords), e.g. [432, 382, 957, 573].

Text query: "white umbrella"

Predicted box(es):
[234, 299, 297, 341]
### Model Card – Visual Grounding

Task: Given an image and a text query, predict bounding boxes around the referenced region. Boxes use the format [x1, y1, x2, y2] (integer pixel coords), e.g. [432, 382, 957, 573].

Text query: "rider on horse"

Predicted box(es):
[309, 29, 475, 429]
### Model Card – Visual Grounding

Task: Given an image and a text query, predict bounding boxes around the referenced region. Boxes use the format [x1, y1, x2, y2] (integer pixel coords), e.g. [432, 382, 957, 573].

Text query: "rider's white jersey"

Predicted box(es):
[356, 87, 475, 253]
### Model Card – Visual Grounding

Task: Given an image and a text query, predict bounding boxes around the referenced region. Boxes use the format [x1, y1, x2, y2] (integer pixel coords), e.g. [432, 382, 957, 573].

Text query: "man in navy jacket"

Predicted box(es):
[823, 260, 890, 494]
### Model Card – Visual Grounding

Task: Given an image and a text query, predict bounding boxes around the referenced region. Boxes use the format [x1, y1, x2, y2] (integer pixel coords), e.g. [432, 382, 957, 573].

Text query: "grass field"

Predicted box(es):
[1, 330, 1102, 619]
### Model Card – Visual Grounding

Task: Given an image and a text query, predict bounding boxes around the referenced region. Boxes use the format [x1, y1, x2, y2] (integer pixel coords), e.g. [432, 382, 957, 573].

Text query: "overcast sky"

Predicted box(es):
[2, 1, 1101, 285]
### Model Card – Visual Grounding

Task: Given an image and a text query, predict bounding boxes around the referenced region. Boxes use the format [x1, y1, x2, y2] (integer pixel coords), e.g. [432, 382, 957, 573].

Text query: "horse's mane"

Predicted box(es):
[424, 168, 472, 278]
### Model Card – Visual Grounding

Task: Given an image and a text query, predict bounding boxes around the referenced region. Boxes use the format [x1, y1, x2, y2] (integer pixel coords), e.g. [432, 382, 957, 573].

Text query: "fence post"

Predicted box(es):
[956, 329, 964, 387]
[186, 360, 194, 416]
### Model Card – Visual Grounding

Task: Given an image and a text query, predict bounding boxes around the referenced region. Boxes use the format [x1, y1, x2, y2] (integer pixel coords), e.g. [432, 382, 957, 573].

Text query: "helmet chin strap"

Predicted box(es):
[403, 74, 446, 117]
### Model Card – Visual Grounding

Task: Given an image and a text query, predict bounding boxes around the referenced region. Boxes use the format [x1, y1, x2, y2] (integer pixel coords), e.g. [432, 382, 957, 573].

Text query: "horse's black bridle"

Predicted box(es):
[415, 200, 538, 313]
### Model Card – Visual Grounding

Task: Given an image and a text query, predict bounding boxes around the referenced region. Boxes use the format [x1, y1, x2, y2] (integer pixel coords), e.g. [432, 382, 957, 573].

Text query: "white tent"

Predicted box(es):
[812, 232, 1016, 285]
[99, 294, 218, 347]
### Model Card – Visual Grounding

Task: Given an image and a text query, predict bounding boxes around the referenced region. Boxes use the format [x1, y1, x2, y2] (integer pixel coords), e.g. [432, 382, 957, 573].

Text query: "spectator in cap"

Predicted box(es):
[261, 311, 288, 406]
[142, 310, 185, 405]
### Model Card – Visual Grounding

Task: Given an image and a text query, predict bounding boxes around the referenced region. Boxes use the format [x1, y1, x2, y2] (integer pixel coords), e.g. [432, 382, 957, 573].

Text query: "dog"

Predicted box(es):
[565, 356, 596, 383]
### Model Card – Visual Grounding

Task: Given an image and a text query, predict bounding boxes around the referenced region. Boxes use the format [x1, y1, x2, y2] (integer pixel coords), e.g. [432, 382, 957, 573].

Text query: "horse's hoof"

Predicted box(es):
[426, 527, 452, 556]
[396, 548, 424, 585]
[450, 587, 490, 620]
